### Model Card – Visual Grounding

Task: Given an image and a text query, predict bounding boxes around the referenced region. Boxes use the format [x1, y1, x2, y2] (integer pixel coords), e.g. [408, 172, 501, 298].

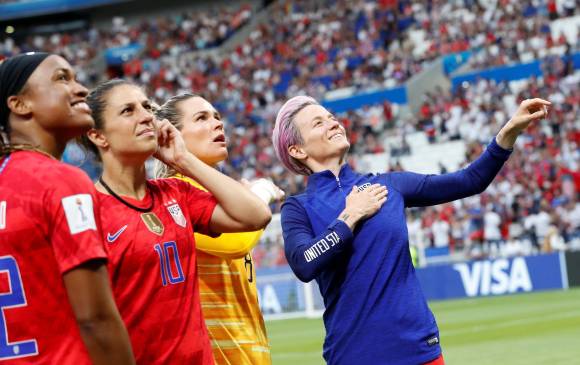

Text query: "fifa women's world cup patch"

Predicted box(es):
[61, 194, 97, 234]
[165, 199, 187, 228]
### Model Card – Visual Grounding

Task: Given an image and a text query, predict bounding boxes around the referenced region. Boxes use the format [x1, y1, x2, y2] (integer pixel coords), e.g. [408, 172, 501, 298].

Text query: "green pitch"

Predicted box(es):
[266, 288, 580, 364]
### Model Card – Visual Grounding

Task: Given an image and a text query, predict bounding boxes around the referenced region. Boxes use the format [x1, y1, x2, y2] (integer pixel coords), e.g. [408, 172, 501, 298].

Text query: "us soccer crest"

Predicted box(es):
[165, 199, 187, 228]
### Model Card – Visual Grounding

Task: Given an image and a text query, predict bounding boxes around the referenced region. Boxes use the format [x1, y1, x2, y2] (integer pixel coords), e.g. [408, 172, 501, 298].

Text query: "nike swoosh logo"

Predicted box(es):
[107, 225, 128, 243]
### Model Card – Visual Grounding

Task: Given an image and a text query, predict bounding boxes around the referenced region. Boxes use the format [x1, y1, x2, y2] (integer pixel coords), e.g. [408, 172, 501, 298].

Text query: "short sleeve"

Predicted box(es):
[45, 165, 107, 274]
[183, 183, 219, 237]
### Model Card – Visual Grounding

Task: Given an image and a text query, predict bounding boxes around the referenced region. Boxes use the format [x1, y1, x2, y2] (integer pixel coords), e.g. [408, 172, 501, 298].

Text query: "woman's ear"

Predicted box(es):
[288, 144, 307, 162]
[7, 95, 32, 119]
[86, 128, 109, 149]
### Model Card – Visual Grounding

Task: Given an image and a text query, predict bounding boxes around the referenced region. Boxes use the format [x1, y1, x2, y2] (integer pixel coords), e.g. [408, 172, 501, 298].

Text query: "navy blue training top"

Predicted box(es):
[280, 138, 512, 365]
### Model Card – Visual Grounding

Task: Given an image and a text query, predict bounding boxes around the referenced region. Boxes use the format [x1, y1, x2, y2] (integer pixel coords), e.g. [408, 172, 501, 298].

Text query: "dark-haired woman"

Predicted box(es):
[0, 53, 134, 364]
[81, 79, 271, 364]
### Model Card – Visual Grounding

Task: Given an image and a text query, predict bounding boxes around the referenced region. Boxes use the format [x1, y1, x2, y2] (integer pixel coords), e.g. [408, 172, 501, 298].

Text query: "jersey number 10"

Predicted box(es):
[0, 256, 38, 360]
[154, 242, 185, 286]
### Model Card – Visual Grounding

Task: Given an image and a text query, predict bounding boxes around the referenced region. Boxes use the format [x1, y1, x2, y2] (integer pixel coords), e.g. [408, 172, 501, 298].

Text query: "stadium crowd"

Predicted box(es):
[397, 65, 579, 261]
[0, 3, 253, 82]
[1, 0, 579, 269]
[402, 0, 579, 70]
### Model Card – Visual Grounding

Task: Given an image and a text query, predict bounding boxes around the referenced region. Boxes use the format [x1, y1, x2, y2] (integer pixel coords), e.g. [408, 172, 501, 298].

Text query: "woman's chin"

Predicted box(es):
[207, 150, 228, 166]
[338, 141, 351, 153]
[133, 141, 158, 159]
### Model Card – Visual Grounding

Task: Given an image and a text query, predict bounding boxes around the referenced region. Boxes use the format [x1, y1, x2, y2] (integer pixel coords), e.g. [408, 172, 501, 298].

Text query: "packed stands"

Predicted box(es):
[2, 0, 578, 268]
[403, 0, 579, 70]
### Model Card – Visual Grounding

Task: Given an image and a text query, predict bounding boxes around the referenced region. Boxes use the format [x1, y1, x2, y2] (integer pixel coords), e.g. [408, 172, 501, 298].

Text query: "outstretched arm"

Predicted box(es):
[389, 138, 511, 207]
[389, 98, 550, 207]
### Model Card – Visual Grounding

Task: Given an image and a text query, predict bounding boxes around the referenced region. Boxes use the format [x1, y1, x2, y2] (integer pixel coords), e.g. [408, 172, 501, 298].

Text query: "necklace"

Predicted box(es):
[98, 177, 154, 213]
[9, 145, 57, 160]
[28, 148, 57, 160]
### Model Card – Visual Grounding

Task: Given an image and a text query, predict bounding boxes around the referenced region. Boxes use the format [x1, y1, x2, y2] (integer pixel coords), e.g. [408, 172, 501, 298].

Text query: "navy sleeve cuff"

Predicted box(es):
[489, 137, 513, 160]
[329, 219, 354, 243]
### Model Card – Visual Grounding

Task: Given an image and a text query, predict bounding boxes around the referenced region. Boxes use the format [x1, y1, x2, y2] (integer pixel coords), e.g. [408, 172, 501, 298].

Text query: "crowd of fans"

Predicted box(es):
[402, 0, 579, 71]
[1, 0, 579, 268]
[23, 0, 414, 201]
[0, 3, 253, 83]
[406, 65, 579, 265]
[2, 0, 578, 92]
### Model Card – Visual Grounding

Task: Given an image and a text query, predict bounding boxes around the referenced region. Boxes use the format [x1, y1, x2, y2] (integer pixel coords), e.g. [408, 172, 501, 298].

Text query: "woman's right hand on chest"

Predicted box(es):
[339, 184, 388, 230]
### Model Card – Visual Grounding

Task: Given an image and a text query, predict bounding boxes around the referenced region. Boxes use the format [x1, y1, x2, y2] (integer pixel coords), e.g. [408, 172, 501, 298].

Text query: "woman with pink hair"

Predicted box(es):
[272, 95, 550, 365]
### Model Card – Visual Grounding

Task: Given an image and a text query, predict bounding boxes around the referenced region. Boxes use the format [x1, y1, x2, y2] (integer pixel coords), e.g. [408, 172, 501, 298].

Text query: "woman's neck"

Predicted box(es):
[308, 155, 345, 177]
[99, 155, 149, 200]
[10, 128, 67, 159]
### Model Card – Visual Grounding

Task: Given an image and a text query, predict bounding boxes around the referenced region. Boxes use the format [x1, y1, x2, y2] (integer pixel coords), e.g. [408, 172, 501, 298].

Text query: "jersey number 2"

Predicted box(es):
[0, 256, 38, 360]
[154, 242, 185, 286]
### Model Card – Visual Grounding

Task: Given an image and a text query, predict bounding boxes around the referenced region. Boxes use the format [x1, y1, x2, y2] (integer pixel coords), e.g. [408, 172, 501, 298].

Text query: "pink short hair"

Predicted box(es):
[272, 95, 319, 175]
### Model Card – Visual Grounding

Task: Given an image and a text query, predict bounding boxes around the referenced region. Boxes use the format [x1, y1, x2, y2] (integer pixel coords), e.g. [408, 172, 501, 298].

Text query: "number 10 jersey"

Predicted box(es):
[97, 178, 218, 364]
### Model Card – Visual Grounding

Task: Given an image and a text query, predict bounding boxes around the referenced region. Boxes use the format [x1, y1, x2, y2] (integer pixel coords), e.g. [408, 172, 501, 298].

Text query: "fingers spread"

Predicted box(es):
[375, 189, 388, 200]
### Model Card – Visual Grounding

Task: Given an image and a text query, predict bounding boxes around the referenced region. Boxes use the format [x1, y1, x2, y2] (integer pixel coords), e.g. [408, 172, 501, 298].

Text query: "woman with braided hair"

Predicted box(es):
[0, 53, 134, 364]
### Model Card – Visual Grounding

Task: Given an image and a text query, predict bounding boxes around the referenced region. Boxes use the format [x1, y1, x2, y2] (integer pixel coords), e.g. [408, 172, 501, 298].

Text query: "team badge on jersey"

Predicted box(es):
[141, 212, 164, 235]
[61, 194, 97, 234]
[165, 199, 187, 228]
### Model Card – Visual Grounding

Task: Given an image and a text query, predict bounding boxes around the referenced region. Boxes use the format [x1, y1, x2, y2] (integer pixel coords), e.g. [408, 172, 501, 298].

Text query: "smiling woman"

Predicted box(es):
[0, 53, 134, 364]
[78, 79, 272, 364]
[1, 53, 95, 157]
[272, 95, 550, 365]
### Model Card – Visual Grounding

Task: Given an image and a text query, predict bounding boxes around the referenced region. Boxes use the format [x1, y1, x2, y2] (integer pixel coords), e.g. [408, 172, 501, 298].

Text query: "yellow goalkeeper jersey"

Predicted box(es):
[174, 174, 271, 365]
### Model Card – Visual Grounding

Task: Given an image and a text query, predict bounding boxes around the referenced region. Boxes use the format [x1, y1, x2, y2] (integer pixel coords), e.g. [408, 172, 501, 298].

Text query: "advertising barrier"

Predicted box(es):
[416, 253, 567, 301]
[0, 0, 129, 20]
[104, 43, 143, 66]
[256, 253, 569, 317]
[565, 251, 580, 288]
[451, 52, 580, 90]
[322, 86, 408, 112]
